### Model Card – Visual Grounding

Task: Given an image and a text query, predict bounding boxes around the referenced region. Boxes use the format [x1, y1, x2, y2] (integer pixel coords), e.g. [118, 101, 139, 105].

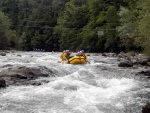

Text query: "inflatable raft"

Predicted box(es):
[62, 56, 87, 64]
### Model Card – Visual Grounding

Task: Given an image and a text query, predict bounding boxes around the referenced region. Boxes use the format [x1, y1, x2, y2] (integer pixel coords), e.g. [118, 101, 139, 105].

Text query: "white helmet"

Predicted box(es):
[66, 50, 69, 52]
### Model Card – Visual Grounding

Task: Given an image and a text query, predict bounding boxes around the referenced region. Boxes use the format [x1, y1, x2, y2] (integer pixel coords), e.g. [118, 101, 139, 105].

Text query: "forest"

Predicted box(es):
[0, 0, 149, 56]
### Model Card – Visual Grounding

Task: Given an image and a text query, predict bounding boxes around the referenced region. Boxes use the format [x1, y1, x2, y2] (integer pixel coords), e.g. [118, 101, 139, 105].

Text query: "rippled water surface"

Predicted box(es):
[0, 51, 149, 113]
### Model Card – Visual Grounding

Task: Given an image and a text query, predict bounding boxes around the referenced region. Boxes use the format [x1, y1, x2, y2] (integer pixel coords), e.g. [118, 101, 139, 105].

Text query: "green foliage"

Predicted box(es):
[80, 22, 97, 51]
[0, 0, 149, 56]
[23, 6, 55, 51]
[8, 30, 18, 48]
[104, 5, 120, 52]
[81, 0, 121, 52]
[54, 0, 88, 51]
[79, 0, 106, 52]
[117, 5, 139, 51]
[136, 0, 150, 56]
[18, 0, 70, 51]
[0, 0, 20, 30]
[17, 0, 37, 36]
[0, 11, 17, 50]
[117, 0, 150, 55]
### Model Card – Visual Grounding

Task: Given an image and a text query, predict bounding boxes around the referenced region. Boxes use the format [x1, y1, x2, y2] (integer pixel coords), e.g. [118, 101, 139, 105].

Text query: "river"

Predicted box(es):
[0, 51, 149, 113]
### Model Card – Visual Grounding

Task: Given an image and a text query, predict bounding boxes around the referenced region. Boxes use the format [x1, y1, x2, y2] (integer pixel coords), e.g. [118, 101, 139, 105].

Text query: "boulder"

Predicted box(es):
[133, 59, 148, 66]
[142, 102, 150, 113]
[139, 60, 148, 65]
[0, 66, 53, 86]
[17, 54, 21, 57]
[138, 70, 150, 78]
[2, 64, 13, 68]
[118, 62, 133, 67]
[0, 52, 6, 56]
[147, 58, 150, 62]
[0, 79, 6, 88]
[118, 52, 127, 58]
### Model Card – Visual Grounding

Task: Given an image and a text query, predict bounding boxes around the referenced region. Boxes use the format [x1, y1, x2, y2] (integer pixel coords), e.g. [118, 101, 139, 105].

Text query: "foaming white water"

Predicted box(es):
[0, 76, 139, 113]
[0, 51, 149, 113]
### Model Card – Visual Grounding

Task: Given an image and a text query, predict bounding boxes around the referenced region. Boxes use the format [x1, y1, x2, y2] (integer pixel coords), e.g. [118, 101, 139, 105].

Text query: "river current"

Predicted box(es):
[0, 51, 149, 113]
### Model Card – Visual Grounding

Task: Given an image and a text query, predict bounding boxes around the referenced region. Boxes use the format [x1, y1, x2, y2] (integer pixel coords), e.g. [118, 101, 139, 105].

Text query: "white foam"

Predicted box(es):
[0, 52, 148, 113]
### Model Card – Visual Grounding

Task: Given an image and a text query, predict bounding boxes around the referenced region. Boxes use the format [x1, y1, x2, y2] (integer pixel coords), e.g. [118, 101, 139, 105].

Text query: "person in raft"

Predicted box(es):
[60, 50, 72, 60]
[77, 50, 87, 59]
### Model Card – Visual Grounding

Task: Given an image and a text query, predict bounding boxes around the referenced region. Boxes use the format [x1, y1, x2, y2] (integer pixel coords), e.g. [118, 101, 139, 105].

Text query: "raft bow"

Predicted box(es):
[62, 56, 87, 64]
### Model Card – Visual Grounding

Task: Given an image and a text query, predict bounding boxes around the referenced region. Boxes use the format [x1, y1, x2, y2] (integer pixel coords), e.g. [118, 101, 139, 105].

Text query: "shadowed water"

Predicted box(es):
[0, 51, 149, 113]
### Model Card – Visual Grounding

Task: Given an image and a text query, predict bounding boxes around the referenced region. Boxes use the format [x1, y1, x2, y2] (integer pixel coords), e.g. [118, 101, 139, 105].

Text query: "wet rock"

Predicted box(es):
[147, 62, 150, 66]
[102, 53, 107, 56]
[117, 52, 150, 68]
[147, 58, 150, 62]
[142, 102, 150, 113]
[30, 80, 49, 86]
[117, 53, 150, 67]
[17, 55, 21, 57]
[30, 82, 42, 86]
[139, 60, 148, 65]
[16, 74, 28, 79]
[102, 53, 117, 57]
[95, 65, 107, 70]
[40, 80, 50, 84]
[0, 66, 53, 86]
[0, 79, 6, 88]
[118, 62, 133, 67]
[138, 70, 150, 78]
[118, 52, 127, 58]
[0, 52, 6, 56]
[133, 59, 148, 66]
[2, 64, 13, 68]
[92, 53, 100, 56]
[130, 54, 150, 66]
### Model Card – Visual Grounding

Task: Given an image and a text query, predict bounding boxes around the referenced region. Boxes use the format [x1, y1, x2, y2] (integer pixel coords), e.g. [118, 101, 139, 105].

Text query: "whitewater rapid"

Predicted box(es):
[0, 51, 149, 113]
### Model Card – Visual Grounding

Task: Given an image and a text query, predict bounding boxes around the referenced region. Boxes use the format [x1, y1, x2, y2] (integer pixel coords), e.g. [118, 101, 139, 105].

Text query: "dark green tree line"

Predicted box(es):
[54, 0, 88, 51]
[0, 11, 17, 50]
[0, 0, 149, 56]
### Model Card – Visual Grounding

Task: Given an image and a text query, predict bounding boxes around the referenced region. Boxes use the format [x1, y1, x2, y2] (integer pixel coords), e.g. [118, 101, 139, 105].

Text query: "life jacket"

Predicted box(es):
[66, 52, 71, 58]
[60, 52, 66, 59]
[78, 52, 82, 56]
[60, 52, 71, 59]
[78, 52, 87, 59]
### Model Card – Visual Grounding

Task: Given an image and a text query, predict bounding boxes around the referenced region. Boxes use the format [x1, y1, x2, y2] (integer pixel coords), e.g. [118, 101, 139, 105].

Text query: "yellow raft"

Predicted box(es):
[62, 56, 87, 64]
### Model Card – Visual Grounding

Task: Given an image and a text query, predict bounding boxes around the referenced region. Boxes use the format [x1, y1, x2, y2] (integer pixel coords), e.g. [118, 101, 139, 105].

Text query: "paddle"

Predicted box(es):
[58, 60, 68, 64]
